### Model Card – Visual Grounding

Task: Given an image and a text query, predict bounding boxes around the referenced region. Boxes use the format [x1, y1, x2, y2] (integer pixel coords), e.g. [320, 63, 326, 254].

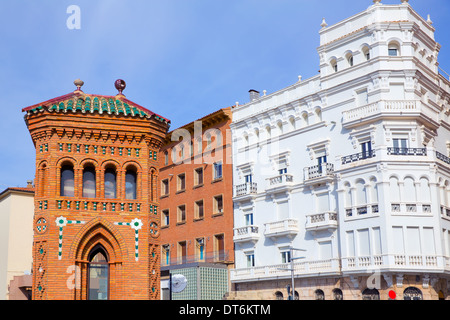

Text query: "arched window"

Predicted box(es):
[314, 107, 322, 123]
[265, 125, 272, 139]
[39, 163, 47, 197]
[390, 176, 401, 203]
[315, 289, 325, 300]
[104, 167, 117, 199]
[289, 117, 296, 131]
[403, 177, 416, 202]
[242, 132, 249, 147]
[362, 288, 380, 300]
[254, 128, 260, 142]
[60, 164, 75, 197]
[277, 121, 283, 135]
[418, 177, 431, 202]
[82, 166, 96, 198]
[125, 167, 137, 200]
[330, 58, 338, 72]
[403, 287, 422, 300]
[345, 52, 354, 67]
[362, 46, 370, 61]
[164, 151, 169, 166]
[301, 112, 309, 127]
[333, 288, 343, 300]
[355, 179, 367, 205]
[369, 177, 379, 204]
[88, 245, 109, 300]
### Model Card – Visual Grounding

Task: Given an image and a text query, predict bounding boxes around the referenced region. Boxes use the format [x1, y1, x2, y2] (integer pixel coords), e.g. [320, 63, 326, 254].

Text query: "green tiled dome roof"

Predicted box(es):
[23, 92, 170, 125]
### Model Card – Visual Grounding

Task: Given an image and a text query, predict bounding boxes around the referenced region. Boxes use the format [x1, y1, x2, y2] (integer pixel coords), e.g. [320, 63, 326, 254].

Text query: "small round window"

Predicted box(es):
[36, 218, 48, 234]
[149, 222, 159, 238]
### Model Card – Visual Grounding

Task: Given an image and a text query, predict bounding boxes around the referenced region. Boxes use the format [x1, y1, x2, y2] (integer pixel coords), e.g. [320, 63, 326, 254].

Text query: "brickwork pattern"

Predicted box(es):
[158, 108, 235, 268]
[24, 89, 169, 300]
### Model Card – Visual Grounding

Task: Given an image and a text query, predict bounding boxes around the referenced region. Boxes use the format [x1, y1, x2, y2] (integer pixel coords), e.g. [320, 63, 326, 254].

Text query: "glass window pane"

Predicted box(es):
[126, 171, 137, 199]
[88, 248, 109, 301]
[83, 167, 96, 198]
[61, 166, 74, 197]
[104, 169, 116, 199]
[91, 251, 107, 263]
[89, 264, 108, 300]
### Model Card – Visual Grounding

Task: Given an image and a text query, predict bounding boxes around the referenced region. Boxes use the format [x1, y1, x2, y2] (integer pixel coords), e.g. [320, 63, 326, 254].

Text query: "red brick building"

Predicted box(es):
[159, 108, 234, 299]
[23, 79, 169, 300]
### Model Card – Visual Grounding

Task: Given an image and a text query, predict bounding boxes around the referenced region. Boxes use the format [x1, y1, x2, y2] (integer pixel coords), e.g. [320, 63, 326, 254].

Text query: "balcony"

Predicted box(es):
[342, 254, 444, 273]
[233, 225, 260, 244]
[231, 253, 449, 282]
[304, 163, 334, 185]
[341, 150, 376, 165]
[230, 258, 341, 282]
[264, 219, 299, 239]
[387, 147, 427, 156]
[265, 174, 294, 194]
[234, 182, 257, 198]
[436, 151, 450, 165]
[161, 250, 231, 268]
[305, 211, 338, 233]
[342, 100, 440, 129]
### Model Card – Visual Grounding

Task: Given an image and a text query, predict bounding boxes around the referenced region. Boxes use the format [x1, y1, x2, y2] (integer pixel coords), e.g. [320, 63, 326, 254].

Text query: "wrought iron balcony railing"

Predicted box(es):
[387, 147, 427, 156]
[341, 150, 376, 165]
[161, 250, 230, 267]
[437, 151, 450, 165]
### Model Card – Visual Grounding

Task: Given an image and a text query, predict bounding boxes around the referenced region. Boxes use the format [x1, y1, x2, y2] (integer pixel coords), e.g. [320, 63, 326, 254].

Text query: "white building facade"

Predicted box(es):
[229, 0, 450, 300]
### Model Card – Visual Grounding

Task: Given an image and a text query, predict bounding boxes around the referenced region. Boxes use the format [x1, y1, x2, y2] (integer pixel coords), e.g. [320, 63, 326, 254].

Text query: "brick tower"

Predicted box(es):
[22, 79, 170, 300]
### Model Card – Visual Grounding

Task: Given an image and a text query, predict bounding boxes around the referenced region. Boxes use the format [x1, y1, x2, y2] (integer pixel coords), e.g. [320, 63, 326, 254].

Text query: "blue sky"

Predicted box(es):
[0, 0, 449, 188]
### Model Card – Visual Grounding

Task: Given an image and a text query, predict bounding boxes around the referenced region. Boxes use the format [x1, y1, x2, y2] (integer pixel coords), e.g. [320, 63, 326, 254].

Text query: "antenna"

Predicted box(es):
[171, 274, 187, 293]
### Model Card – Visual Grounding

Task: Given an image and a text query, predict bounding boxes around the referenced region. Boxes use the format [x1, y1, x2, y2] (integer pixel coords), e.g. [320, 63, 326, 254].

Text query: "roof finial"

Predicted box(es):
[74, 79, 84, 92]
[427, 14, 433, 25]
[114, 79, 126, 96]
[320, 18, 328, 29]
[401, 0, 409, 3]
[373, 0, 381, 5]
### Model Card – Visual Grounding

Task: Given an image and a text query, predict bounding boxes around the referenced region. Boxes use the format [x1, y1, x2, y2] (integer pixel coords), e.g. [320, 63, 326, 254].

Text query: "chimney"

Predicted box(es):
[27, 180, 33, 188]
[249, 89, 260, 102]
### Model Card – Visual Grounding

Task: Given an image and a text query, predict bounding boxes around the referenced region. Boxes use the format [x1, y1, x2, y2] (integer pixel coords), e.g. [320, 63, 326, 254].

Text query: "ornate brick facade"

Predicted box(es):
[23, 80, 169, 300]
[158, 108, 234, 299]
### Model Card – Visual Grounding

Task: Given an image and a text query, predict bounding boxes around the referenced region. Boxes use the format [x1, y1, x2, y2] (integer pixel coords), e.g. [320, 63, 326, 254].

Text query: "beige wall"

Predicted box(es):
[0, 190, 34, 300]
